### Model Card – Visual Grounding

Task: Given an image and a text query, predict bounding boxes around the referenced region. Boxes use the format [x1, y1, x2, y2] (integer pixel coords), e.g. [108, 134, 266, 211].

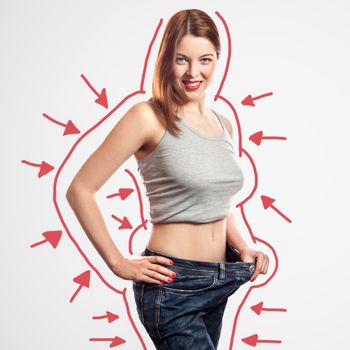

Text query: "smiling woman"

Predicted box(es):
[148, 9, 221, 138]
[66, 7, 269, 350]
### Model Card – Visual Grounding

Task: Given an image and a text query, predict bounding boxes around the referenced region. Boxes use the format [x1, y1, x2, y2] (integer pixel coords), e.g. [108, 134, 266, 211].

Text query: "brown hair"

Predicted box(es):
[148, 9, 221, 137]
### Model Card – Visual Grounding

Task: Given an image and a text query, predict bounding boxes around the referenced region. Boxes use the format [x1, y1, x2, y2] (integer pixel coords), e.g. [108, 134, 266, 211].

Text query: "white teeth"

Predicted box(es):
[185, 81, 201, 86]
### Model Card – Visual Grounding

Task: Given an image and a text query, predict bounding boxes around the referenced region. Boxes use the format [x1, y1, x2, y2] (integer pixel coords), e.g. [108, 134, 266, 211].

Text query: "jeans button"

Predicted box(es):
[249, 264, 255, 273]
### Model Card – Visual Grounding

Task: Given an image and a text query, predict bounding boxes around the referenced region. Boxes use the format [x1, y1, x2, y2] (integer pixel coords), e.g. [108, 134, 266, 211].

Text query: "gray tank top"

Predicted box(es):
[137, 110, 244, 224]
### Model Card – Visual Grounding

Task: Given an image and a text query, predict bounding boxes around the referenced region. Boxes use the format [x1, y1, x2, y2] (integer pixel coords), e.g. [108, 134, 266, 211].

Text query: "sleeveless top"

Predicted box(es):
[137, 110, 244, 224]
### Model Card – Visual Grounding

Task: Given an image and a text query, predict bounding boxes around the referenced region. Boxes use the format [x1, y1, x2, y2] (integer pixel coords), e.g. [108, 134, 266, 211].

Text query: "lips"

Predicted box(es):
[182, 80, 203, 91]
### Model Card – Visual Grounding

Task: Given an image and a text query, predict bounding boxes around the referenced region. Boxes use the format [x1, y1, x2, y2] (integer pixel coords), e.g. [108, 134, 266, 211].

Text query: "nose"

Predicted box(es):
[187, 62, 200, 78]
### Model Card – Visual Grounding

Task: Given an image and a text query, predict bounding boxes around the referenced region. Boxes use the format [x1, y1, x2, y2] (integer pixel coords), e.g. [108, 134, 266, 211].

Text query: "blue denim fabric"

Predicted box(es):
[132, 242, 255, 349]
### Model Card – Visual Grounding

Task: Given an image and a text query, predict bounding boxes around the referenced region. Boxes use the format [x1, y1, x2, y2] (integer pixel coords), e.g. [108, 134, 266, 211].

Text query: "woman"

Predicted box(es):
[66, 8, 269, 350]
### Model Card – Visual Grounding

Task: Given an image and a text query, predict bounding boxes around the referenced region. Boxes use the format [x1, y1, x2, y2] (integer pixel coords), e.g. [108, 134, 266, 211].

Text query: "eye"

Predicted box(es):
[175, 57, 213, 65]
[176, 57, 186, 64]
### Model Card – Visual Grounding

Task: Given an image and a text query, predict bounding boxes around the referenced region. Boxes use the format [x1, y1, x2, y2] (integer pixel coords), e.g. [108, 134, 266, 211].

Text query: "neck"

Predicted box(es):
[178, 98, 208, 119]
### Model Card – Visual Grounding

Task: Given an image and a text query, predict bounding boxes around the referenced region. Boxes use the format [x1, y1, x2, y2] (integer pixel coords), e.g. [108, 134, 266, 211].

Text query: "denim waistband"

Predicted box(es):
[143, 245, 255, 274]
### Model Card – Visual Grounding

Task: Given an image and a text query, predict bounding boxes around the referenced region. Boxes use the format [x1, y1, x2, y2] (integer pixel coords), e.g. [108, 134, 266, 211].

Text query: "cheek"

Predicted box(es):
[204, 64, 216, 77]
[173, 66, 185, 79]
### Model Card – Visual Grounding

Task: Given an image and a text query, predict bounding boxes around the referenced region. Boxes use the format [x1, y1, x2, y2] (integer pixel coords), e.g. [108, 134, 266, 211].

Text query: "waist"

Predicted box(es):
[142, 243, 255, 274]
[146, 219, 227, 262]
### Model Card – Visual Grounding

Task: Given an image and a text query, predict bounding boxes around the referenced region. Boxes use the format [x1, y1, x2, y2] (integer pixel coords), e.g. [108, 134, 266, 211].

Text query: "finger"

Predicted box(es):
[143, 268, 174, 284]
[262, 257, 269, 274]
[136, 266, 170, 284]
[250, 256, 264, 281]
[261, 261, 267, 274]
[145, 256, 176, 276]
[147, 261, 177, 279]
[148, 255, 174, 266]
[143, 257, 176, 282]
[250, 264, 259, 281]
[139, 275, 164, 284]
[250, 270, 260, 282]
[258, 256, 266, 274]
[260, 255, 269, 274]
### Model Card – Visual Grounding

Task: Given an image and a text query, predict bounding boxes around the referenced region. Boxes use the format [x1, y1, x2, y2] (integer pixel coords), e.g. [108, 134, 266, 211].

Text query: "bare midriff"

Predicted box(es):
[146, 219, 228, 262]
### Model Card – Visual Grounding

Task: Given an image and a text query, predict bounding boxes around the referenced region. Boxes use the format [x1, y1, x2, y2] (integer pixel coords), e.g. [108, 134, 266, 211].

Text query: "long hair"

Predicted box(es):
[148, 9, 221, 137]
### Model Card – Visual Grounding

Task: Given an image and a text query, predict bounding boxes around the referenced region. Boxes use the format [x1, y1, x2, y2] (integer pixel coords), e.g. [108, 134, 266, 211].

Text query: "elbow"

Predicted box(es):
[66, 182, 82, 202]
[66, 183, 76, 203]
[66, 182, 94, 202]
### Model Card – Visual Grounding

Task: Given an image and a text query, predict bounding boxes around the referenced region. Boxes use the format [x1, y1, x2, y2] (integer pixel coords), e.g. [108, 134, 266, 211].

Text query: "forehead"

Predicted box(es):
[176, 35, 216, 56]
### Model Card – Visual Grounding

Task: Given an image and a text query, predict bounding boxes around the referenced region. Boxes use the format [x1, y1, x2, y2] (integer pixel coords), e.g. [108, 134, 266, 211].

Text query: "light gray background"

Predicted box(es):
[2, 0, 349, 349]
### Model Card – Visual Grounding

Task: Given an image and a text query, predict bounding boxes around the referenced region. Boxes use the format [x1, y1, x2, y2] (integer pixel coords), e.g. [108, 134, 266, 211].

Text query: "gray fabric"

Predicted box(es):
[137, 110, 244, 223]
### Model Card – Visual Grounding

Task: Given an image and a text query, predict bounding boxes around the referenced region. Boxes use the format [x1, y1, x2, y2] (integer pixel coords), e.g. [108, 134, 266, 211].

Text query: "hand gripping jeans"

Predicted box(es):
[132, 242, 255, 350]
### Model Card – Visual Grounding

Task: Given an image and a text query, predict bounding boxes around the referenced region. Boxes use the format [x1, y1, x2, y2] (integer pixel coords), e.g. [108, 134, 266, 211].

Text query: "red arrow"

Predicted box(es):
[242, 333, 282, 346]
[251, 301, 287, 315]
[42, 113, 80, 135]
[70, 270, 91, 303]
[249, 131, 287, 146]
[111, 214, 133, 229]
[241, 92, 273, 106]
[21, 159, 54, 177]
[92, 311, 119, 323]
[261, 195, 292, 223]
[30, 230, 62, 249]
[80, 74, 108, 108]
[106, 188, 134, 200]
[89, 336, 126, 347]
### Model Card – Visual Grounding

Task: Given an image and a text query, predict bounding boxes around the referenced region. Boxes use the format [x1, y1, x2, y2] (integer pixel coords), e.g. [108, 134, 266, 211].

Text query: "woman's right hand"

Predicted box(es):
[112, 255, 176, 284]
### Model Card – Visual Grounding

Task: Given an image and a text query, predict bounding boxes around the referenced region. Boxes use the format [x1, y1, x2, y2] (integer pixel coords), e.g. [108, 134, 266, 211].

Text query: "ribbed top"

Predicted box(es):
[137, 110, 244, 223]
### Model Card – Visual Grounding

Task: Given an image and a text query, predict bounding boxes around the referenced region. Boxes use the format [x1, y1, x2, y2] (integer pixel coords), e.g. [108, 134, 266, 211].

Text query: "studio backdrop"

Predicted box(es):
[2, 1, 349, 349]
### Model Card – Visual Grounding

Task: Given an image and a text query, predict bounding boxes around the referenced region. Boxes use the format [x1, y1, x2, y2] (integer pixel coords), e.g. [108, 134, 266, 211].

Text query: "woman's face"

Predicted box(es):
[173, 34, 218, 98]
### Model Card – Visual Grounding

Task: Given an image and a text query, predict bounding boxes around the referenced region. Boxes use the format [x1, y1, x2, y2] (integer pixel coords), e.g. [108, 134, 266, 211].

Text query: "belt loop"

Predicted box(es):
[219, 262, 225, 281]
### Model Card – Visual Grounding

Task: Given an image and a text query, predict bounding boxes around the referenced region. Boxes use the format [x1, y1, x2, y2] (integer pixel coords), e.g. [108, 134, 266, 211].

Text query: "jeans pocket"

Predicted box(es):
[161, 266, 217, 294]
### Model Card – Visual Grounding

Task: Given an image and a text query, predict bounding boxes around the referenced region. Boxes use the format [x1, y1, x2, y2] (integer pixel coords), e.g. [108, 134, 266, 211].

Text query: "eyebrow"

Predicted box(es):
[176, 53, 214, 58]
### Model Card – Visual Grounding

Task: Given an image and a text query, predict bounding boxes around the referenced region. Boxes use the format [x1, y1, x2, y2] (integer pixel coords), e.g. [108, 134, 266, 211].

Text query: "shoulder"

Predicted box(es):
[127, 101, 157, 120]
[123, 101, 167, 141]
[124, 101, 165, 129]
[130, 101, 165, 123]
[219, 114, 233, 140]
[106, 101, 160, 148]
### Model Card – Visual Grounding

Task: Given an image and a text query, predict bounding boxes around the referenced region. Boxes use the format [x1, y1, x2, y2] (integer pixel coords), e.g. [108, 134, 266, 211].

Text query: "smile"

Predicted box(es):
[182, 80, 203, 91]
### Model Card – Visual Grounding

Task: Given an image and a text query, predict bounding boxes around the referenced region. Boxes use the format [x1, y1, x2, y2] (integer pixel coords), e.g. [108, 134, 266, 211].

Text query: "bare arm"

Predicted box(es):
[66, 102, 187, 284]
[66, 102, 156, 272]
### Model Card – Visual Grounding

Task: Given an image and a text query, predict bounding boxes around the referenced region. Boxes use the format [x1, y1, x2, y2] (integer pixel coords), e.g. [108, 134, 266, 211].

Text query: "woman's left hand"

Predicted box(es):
[240, 247, 269, 282]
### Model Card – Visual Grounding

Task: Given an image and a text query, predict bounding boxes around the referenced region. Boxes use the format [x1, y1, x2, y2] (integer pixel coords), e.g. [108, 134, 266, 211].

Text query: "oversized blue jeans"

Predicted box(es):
[132, 242, 255, 349]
